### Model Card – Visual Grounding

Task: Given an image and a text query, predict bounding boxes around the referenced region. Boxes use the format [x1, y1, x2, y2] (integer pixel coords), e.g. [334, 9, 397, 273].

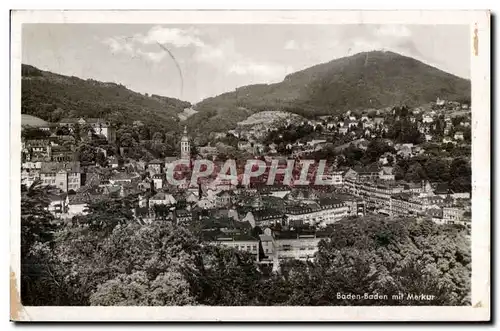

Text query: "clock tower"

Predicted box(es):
[180, 126, 190, 160]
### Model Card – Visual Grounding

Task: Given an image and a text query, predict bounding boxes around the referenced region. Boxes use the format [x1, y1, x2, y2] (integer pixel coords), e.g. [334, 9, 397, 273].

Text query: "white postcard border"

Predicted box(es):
[10, 9, 491, 321]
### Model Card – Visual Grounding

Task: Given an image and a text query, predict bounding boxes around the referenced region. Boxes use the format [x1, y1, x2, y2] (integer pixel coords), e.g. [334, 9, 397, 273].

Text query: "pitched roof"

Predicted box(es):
[434, 183, 454, 194]
[251, 208, 283, 220]
[26, 139, 50, 147]
[150, 192, 177, 204]
[47, 192, 67, 201]
[216, 190, 236, 197]
[69, 193, 90, 205]
[41, 161, 80, 173]
[110, 171, 137, 181]
[318, 197, 345, 207]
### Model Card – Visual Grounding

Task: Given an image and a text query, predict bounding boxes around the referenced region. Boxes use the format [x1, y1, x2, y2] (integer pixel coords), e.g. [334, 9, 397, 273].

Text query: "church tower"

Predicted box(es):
[180, 126, 191, 160]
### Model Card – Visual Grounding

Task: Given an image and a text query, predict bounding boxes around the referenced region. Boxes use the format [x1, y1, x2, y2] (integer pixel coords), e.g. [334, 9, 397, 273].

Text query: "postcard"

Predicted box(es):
[10, 10, 490, 321]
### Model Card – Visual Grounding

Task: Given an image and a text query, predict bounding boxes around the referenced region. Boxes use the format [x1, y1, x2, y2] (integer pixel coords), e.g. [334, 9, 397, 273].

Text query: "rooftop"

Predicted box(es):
[41, 161, 80, 173]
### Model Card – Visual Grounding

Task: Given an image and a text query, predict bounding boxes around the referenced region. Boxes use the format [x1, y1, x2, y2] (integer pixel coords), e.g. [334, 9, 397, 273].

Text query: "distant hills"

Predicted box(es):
[21, 51, 470, 138]
[21, 64, 191, 131]
[187, 51, 470, 134]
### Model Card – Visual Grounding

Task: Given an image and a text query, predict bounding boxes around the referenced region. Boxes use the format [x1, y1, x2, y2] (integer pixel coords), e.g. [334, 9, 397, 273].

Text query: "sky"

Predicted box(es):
[22, 24, 471, 103]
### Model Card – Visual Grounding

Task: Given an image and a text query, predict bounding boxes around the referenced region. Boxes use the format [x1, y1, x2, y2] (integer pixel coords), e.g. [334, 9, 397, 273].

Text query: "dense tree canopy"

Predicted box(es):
[21, 193, 471, 306]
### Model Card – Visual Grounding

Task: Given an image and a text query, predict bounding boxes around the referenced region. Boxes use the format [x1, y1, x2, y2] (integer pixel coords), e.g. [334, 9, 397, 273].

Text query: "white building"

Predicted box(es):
[180, 126, 191, 160]
[148, 192, 177, 209]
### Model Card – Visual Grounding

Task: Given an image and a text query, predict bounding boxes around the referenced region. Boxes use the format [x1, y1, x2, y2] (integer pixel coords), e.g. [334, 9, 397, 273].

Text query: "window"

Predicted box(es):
[252, 245, 256, 251]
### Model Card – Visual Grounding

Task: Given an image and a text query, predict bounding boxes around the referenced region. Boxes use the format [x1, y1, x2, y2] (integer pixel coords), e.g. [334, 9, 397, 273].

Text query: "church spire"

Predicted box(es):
[180, 126, 190, 160]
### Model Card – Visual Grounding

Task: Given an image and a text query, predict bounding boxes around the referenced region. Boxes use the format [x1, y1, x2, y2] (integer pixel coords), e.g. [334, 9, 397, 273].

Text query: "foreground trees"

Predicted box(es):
[21, 195, 471, 306]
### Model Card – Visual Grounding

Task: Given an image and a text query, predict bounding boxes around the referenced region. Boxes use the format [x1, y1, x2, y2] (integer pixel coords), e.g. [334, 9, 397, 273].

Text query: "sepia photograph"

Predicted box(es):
[10, 10, 490, 321]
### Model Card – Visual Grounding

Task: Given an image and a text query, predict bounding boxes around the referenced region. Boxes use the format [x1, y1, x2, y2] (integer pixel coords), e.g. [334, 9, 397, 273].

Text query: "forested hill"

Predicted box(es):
[21, 64, 191, 130]
[187, 50, 471, 133]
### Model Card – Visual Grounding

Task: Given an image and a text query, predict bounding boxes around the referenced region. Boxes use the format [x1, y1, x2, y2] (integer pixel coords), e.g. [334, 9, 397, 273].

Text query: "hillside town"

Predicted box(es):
[21, 96, 472, 271]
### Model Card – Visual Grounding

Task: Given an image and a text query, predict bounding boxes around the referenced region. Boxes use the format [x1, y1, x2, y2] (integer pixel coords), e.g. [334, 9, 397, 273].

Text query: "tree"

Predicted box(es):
[152, 132, 164, 143]
[90, 270, 195, 306]
[95, 151, 107, 167]
[424, 158, 450, 182]
[119, 132, 135, 148]
[405, 162, 427, 182]
[21, 181, 57, 258]
[21, 181, 70, 305]
[21, 127, 50, 140]
[77, 143, 98, 164]
[72, 197, 136, 234]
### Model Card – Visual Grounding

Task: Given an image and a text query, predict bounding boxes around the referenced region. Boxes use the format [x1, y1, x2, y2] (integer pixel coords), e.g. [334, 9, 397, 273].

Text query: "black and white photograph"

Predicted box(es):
[10, 10, 490, 321]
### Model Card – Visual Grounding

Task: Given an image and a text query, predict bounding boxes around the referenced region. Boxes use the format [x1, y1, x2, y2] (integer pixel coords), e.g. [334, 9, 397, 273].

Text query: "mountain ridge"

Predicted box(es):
[21, 50, 470, 137]
[186, 50, 470, 134]
[21, 64, 191, 132]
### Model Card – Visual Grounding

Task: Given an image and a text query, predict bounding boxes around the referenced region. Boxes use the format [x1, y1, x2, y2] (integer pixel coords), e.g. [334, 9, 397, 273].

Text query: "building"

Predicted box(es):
[443, 207, 465, 223]
[46, 192, 69, 216]
[422, 115, 434, 123]
[67, 193, 89, 217]
[324, 171, 343, 186]
[109, 156, 119, 169]
[442, 137, 455, 144]
[148, 159, 164, 175]
[215, 190, 236, 208]
[213, 234, 260, 261]
[454, 131, 465, 141]
[59, 118, 116, 142]
[23, 140, 52, 161]
[285, 199, 348, 227]
[51, 145, 76, 162]
[259, 233, 276, 260]
[174, 209, 193, 223]
[353, 165, 381, 181]
[40, 161, 81, 192]
[149, 192, 177, 209]
[267, 230, 332, 263]
[344, 178, 404, 210]
[152, 173, 165, 190]
[21, 169, 40, 188]
[379, 167, 395, 181]
[108, 171, 140, 185]
[341, 196, 366, 216]
[390, 193, 424, 216]
[242, 208, 284, 227]
[180, 126, 191, 160]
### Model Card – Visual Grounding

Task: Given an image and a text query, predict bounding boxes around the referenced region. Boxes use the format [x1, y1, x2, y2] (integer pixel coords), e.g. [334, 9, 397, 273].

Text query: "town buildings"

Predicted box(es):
[59, 118, 116, 142]
[20, 102, 471, 272]
[39, 161, 81, 192]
